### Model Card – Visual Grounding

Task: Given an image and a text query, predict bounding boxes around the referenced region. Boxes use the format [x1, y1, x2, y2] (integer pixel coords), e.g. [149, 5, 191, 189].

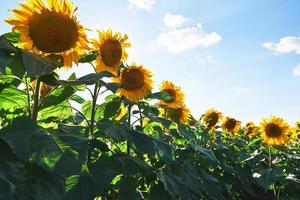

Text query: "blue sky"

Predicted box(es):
[1, 0, 300, 125]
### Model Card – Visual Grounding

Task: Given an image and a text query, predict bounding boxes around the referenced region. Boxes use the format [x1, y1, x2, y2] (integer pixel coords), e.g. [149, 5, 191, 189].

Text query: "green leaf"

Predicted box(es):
[70, 94, 85, 104]
[60, 72, 114, 86]
[64, 173, 94, 200]
[150, 91, 173, 101]
[0, 50, 14, 74]
[253, 168, 283, 190]
[40, 86, 76, 109]
[0, 36, 17, 52]
[149, 183, 172, 200]
[0, 86, 28, 112]
[39, 101, 73, 121]
[1, 32, 20, 44]
[104, 98, 121, 118]
[81, 100, 92, 119]
[78, 51, 97, 63]
[117, 177, 143, 200]
[21, 51, 62, 77]
[8, 54, 25, 78]
[0, 118, 88, 176]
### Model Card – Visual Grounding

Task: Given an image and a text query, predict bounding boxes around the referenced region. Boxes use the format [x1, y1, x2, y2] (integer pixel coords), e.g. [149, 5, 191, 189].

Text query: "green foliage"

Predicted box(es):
[0, 32, 299, 200]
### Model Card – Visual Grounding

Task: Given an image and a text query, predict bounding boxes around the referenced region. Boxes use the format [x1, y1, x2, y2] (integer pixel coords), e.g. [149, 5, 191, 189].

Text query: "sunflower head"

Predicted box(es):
[92, 29, 130, 76]
[295, 121, 300, 130]
[221, 116, 241, 134]
[165, 106, 190, 124]
[30, 80, 52, 98]
[159, 81, 185, 108]
[113, 64, 153, 101]
[114, 105, 127, 121]
[188, 115, 197, 126]
[202, 108, 222, 130]
[260, 116, 289, 146]
[244, 122, 259, 137]
[6, 0, 89, 68]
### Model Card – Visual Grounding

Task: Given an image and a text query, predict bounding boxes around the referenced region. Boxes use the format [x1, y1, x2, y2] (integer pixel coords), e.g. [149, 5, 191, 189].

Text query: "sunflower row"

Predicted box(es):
[6, 0, 300, 147]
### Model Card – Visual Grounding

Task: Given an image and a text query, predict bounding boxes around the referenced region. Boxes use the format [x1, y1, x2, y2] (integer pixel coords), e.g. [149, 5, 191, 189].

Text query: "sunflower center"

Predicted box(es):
[122, 69, 144, 90]
[265, 123, 282, 137]
[29, 11, 78, 53]
[225, 119, 236, 130]
[101, 39, 122, 67]
[163, 89, 176, 103]
[207, 113, 219, 127]
[167, 108, 182, 123]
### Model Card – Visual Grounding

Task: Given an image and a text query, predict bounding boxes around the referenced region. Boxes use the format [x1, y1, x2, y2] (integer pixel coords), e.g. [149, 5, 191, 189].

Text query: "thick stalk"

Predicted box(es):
[138, 102, 143, 127]
[87, 82, 100, 166]
[24, 76, 31, 118]
[32, 78, 41, 121]
[127, 104, 132, 155]
[268, 147, 278, 200]
[90, 82, 100, 137]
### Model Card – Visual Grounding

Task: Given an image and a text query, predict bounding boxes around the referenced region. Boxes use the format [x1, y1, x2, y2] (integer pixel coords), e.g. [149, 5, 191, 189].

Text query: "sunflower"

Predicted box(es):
[5, 0, 89, 68]
[91, 29, 130, 76]
[202, 108, 222, 130]
[113, 64, 153, 101]
[30, 80, 52, 98]
[188, 115, 197, 126]
[159, 81, 185, 108]
[244, 122, 259, 137]
[260, 116, 289, 145]
[221, 116, 241, 134]
[289, 122, 300, 142]
[165, 106, 190, 124]
[114, 105, 127, 121]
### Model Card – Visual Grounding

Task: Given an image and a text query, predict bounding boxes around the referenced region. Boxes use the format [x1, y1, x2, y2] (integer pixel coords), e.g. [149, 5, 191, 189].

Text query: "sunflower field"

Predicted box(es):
[0, 0, 299, 200]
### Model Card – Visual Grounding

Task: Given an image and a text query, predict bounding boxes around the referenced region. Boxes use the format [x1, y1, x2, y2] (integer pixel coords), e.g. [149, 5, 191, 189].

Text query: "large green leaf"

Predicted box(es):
[0, 117, 88, 176]
[39, 86, 76, 109]
[22, 51, 62, 77]
[0, 86, 28, 112]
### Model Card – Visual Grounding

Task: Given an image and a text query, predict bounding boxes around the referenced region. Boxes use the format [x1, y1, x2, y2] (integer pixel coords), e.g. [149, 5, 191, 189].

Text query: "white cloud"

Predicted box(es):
[164, 13, 189, 28]
[262, 36, 300, 54]
[293, 64, 300, 76]
[129, 0, 156, 10]
[196, 55, 215, 64]
[158, 23, 222, 53]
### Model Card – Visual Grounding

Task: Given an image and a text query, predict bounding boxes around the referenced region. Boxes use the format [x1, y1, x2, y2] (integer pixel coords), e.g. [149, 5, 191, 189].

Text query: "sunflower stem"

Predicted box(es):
[127, 104, 132, 155]
[138, 101, 143, 128]
[268, 146, 279, 199]
[87, 81, 100, 166]
[24, 75, 32, 119]
[32, 78, 41, 122]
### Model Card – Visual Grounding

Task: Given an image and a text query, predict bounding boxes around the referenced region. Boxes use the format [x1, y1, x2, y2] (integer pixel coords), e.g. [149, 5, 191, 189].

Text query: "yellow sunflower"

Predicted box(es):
[91, 29, 130, 76]
[221, 116, 241, 134]
[165, 106, 190, 124]
[30, 80, 52, 98]
[5, 0, 89, 68]
[202, 108, 222, 130]
[260, 116, 289, 145]
[244, 122, 259, 137]
[289, 122, 300, 142]
[113, 64, 153, 101]
[114, 105, 127, 121]
[188, 115, 197, 126]
[159, 81, 185, 108]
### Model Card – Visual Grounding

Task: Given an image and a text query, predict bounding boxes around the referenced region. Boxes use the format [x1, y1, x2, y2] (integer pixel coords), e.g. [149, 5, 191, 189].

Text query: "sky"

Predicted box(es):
[0, 0, 300, 125]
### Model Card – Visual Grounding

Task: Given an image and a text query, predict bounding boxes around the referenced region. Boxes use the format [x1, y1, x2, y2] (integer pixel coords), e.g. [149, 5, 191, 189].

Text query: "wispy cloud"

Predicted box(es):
[158, 23, 222, 53]
[196, 55, 215, 64]
[164, 13, 189, 28]
[293, 64, 300, 76]
[262, 36, 300, 54]
[128, 0, 156, 10]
